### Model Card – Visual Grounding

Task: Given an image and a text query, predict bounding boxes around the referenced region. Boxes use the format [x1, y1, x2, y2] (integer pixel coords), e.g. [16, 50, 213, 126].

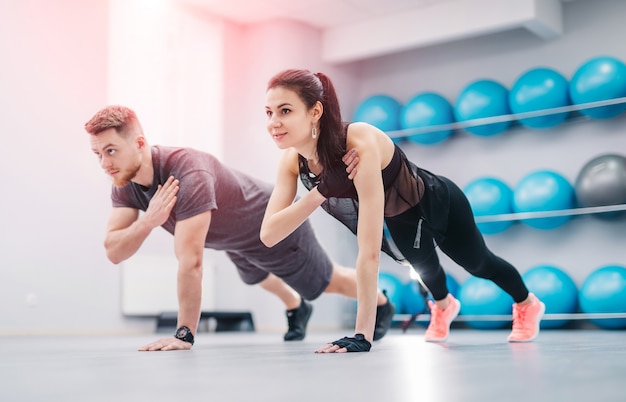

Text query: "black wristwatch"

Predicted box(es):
[174, 326, 195, 345]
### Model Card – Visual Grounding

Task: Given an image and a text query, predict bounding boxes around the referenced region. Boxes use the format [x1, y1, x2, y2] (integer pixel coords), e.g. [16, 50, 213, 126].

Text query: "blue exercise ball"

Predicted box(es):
[424, 273, 461, 303]
[401, 92, 454, 146]
[575, 153, 626, 221]
[579, 265, 626, 329]
[445, 273, 460, 299]
[378, 271, 405, 312]
[458, 276, 513, 329]
[353, 94, 403, 142]
[569, 56, 626, 119]
[403, 273, 460, 327]
[401, 280, 428, 316]
[454, 79, 511, 137]
[513, 170, 575, 230]
[464, 177, 515, 235]
[522, 265, 578, 329]
[509, 67, 571, 129]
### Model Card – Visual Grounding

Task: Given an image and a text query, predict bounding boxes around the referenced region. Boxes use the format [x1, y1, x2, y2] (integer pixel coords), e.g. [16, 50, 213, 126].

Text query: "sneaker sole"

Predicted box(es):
[425, 299, 461, 343]
[508, 301, 546, 343]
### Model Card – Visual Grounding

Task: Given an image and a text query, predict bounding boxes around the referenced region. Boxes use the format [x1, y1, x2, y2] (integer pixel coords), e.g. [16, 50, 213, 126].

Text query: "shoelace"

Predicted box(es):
[429, 304, 446, 330]
[512, 305, 528, 330]
[286, 308, 299, 330]
[287, 315, 297, 330]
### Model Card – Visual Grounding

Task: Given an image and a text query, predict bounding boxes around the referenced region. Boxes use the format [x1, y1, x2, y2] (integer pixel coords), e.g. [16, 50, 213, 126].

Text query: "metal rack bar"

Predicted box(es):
[385, 96, 626, 138]
[474, 204, 626, 222]
[394, 312, 626, 322]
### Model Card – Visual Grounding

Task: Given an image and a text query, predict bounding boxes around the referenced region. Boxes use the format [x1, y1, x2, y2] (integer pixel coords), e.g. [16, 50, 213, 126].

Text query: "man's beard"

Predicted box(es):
[111, 161, 141, 187]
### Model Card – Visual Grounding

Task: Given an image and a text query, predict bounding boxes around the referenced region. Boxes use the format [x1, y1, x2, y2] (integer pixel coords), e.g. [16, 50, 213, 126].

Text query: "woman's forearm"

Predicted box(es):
[260, 188, 327, 247]
[353, 252, 381, 342]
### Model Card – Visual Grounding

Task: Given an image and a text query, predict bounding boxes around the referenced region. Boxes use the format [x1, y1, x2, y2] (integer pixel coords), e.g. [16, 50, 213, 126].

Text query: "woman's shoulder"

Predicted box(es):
[278, 147, 302, 175]
[281, 147, 301, 161]
[346, 121, 375, 133]
[346, 122, 394, 150]
[347, 121, 388, 139]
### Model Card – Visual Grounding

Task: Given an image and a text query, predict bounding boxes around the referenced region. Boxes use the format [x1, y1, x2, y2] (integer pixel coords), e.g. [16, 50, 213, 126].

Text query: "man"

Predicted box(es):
[84, 105, 395, 351]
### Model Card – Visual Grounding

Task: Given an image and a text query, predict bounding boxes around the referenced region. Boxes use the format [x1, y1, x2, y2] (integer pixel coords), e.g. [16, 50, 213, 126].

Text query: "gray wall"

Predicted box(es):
[1, 0, 624, 335]
[348, 0, 626, 285]
[217, 0, 626, 330]
[0, 0, 148, 333]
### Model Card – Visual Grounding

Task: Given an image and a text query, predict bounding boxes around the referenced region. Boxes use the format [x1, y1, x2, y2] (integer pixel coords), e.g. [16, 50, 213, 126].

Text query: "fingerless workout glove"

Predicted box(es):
[331, 333, 372, 352]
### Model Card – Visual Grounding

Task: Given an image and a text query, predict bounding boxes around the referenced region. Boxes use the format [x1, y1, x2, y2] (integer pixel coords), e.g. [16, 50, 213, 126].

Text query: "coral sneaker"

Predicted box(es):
[425, 294, 461, 342]
[508, 293, 546, 342]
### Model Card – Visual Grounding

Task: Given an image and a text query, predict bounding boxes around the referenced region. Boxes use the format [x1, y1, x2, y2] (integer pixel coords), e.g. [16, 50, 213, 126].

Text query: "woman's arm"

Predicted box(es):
[260, 148, 326, 247]
[348, 124, 388, 343]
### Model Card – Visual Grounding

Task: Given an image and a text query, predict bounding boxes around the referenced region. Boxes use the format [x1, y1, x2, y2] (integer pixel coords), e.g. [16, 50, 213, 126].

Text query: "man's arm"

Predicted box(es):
[174, 209, 212, 337]
[139, 209, 212, 351]
[105, 177, 179, 264]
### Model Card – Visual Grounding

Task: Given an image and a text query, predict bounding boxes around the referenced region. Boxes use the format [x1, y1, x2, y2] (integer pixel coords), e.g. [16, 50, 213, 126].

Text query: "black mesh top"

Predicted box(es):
[297, 128, 450, 262]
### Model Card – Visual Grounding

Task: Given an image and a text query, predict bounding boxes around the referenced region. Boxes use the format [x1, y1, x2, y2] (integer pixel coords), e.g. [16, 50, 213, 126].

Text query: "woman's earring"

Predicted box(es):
[311, 127, 317, 139]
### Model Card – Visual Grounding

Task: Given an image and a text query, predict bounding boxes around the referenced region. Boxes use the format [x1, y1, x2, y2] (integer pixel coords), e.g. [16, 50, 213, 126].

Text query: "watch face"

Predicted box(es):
[175, 326, 194, 344]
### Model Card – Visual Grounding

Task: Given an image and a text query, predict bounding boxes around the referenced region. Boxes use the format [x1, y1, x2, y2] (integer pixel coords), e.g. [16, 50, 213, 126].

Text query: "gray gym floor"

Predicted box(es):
[2, 328, 624, 402]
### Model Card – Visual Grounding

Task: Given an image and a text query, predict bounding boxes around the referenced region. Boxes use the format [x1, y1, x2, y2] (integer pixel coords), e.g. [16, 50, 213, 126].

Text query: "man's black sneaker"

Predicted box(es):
[284, 299, 313, 341]
[373, 291, 396, 341]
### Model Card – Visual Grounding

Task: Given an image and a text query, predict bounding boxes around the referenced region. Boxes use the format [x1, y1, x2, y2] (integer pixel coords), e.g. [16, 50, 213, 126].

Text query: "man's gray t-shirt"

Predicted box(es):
[110, 146, 332, 299]
[112, 146, 271, 253]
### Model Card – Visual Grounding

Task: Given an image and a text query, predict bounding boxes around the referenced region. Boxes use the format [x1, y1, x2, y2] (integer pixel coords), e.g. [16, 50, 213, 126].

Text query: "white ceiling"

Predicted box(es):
[180, 0, 450, 28]
[177, 0, 583, 63]
[181, 0, 583, 29]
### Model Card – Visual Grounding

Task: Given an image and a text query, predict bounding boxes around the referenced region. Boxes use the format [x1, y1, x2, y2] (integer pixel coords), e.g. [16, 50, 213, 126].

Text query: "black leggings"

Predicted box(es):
[385, 176, 529, 303]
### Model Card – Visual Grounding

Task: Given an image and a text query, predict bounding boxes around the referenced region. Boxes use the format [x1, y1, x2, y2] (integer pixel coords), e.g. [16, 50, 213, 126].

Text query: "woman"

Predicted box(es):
[260, 69, 545, 353]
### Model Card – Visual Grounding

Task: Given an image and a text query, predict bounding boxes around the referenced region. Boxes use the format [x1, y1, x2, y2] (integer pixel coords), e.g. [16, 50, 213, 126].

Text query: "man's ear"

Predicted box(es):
[136, 135, 146, 149]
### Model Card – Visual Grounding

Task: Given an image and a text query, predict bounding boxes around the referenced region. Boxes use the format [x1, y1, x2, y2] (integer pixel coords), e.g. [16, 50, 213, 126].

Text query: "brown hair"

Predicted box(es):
[267, 69, 345, 175]
[84, 105, 143, 139]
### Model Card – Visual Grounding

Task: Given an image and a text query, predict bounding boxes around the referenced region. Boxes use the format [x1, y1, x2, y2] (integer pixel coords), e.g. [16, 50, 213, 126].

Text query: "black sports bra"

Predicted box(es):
[298, 131, 424, 217]
[298, 143, 402, 194]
